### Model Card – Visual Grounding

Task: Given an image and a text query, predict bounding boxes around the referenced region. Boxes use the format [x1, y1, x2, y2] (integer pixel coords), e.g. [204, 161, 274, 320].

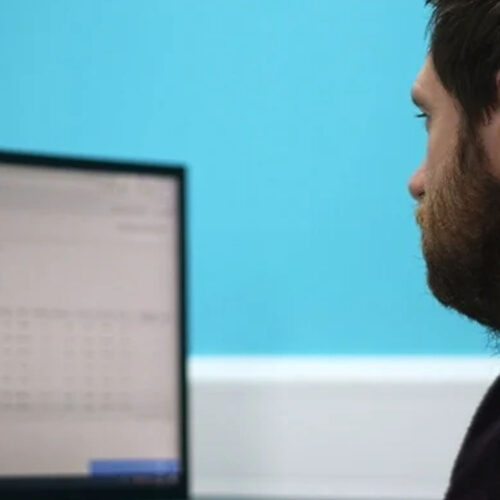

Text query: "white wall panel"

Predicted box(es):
[189, 357, 500, 500]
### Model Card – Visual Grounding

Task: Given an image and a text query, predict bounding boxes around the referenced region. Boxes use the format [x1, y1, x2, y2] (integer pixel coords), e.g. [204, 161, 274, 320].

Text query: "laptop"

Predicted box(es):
[0, 151, 188, 500]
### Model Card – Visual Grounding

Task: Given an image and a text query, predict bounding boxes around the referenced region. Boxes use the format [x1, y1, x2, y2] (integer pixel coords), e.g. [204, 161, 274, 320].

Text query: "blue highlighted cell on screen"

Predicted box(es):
[89, 459, 179, 477]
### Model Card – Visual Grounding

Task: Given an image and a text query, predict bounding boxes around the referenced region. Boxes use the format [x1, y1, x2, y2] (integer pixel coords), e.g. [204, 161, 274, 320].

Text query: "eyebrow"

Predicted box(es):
[411, 90, 430, 112]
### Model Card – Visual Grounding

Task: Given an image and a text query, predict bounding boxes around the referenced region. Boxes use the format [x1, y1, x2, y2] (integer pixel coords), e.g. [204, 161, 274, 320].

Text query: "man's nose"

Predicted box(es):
[408, 164, 426, 201]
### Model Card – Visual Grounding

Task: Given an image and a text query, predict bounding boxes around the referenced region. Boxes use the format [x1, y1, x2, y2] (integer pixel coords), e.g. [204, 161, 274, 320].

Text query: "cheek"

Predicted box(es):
[425, 122, 457, 187]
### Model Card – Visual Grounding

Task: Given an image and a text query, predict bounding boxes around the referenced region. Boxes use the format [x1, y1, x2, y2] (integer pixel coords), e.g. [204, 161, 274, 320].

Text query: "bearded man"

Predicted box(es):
[410, 1, 500, 498]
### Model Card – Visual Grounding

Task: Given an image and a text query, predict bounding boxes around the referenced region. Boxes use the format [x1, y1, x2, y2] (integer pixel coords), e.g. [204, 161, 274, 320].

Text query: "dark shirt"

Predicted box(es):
[445, 375, 500, 499]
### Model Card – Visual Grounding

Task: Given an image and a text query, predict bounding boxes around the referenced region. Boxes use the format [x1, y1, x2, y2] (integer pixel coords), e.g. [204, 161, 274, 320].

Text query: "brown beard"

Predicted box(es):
[417, 121, 500, 336]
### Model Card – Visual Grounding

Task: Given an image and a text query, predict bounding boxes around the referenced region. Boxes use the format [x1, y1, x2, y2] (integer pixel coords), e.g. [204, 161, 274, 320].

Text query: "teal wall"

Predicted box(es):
[0, 1, 488, 355]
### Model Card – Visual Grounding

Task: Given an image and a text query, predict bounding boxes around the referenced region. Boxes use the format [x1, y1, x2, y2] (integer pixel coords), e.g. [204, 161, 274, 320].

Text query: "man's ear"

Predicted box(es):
[479, 70, 500, 178]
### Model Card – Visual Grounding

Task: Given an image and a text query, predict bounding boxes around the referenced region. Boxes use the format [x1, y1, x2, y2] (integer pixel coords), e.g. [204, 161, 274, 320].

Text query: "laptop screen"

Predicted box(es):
[0, 154, 186, 497]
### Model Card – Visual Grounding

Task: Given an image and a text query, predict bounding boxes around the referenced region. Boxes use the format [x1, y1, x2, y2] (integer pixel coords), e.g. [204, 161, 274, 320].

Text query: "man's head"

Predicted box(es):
[409, 0, 500, 334]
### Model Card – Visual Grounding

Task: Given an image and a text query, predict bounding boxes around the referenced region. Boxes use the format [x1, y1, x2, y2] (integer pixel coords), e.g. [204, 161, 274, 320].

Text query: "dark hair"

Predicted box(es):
[426, 0, 500, 125]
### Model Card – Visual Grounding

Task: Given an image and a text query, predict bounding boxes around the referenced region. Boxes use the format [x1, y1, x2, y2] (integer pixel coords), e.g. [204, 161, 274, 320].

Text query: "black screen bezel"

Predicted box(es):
[0, 150, 189, 500]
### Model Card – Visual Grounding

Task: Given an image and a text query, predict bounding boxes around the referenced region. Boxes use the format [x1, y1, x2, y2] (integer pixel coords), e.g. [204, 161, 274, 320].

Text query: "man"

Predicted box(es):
[409, 1, 500, 497]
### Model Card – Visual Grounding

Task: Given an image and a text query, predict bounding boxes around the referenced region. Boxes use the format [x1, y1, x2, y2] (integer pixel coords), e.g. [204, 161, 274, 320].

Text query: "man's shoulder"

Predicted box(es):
[445, 374, 500, 499]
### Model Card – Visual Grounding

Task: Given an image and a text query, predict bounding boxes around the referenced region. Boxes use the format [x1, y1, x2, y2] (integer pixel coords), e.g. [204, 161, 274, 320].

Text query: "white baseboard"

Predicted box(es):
[188, 356, 500, 500]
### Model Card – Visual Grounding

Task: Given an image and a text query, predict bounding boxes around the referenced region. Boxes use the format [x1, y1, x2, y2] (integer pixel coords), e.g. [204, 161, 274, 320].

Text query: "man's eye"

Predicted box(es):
[415, 112, 430, 129]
